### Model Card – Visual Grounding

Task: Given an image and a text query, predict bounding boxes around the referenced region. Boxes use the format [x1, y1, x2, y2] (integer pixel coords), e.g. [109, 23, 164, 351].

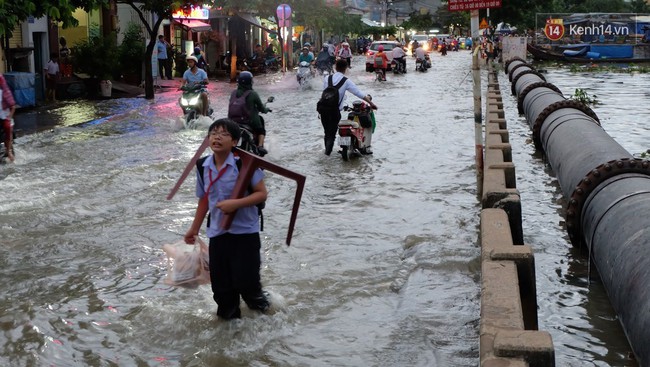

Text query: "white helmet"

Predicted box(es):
[186, 55, 198, 63]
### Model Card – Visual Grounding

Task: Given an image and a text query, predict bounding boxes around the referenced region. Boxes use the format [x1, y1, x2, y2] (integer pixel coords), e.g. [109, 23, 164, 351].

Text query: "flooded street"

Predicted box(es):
[0, 53, 646, 366]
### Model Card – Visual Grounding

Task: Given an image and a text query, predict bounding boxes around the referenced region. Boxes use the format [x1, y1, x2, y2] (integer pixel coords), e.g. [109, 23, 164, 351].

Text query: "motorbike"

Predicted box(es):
[178, 82, 213, 125]
[316, 59, 333, 76]
[391, 58, 406, 74]
[236, 96, 274, 157]
[0, 120, 15, 164]
[415, 58, 427, 72]
[337, 100, 376, 161]
[374, 67, 386, 81]
[296, 61, 313, 87]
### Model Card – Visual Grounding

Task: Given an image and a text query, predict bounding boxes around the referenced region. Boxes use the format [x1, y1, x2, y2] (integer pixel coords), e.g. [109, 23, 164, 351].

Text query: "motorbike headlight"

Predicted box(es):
[189, 96, 200, 105]
[180, 97, 189, 106]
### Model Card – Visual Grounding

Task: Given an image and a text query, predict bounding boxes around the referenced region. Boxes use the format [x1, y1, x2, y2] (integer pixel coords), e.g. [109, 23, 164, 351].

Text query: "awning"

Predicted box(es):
[361, 18, 380, 27]
[175, 19, 212, 32]
[235, 13, 278, 35]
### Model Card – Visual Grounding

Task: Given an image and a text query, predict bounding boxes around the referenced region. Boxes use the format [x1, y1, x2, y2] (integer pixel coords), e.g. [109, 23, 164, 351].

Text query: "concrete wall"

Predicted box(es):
[479, 68, 555, 367]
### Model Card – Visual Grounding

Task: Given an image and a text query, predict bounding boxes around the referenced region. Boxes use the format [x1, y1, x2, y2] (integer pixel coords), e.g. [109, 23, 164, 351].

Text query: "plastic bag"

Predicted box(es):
[162, 237, 210, 288]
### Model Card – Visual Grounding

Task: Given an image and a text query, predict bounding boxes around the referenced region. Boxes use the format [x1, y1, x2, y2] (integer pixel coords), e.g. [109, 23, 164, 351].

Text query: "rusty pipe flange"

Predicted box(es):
[517, 82, 564, 114]
[505, 57, 527, 72]
[508, 62, 534, 82]
[511, 69, 546, 96]
[565, 158, 650, 246]
[531, 99, 601, 149]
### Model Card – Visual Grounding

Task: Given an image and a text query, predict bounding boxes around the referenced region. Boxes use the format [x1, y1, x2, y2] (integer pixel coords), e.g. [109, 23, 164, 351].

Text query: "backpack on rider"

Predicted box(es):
[228, 90, 253, 124]
[316, 75, 347, 115]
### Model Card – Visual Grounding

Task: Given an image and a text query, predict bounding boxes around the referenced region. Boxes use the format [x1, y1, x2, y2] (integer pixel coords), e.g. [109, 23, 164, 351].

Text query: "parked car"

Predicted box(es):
[365, 40, 401, 72]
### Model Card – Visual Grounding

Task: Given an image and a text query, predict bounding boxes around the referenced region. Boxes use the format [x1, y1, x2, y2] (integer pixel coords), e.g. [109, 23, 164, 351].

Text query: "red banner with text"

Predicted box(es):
[448, 0, 502, 12]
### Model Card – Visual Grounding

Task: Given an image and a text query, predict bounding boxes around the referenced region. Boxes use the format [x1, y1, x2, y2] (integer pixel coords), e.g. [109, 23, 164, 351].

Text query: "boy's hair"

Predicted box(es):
[208, 118, 241, 141]
[51, 52, 58, 59]
[335, 59, 348, 72]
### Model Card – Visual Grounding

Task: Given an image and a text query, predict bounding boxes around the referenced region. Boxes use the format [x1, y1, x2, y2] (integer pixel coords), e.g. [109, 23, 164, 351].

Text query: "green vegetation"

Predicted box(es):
[567, 63, 650, 74]
[118, 22, 146, 81]
[72, 31, 119, 80]
[570, 88, 599, 106]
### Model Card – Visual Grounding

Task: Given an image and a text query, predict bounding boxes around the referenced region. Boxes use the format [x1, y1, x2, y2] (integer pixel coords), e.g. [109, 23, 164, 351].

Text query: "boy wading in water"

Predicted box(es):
[184, 118, 270, 319]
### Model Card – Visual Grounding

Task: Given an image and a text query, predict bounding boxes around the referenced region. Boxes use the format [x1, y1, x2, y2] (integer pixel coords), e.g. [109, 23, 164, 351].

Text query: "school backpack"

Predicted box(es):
[316, 75, 347, 115]
[196, 156, 265, 231]
[228, 90, 253, 124]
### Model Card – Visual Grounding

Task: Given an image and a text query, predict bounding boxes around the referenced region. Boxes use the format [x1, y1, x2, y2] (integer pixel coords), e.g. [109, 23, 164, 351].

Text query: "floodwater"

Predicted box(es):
[0, 53, 644, 366]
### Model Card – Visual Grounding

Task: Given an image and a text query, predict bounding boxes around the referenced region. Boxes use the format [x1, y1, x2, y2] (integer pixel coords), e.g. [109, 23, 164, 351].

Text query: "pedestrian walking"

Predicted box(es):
[44, 52, 60, 102]
[317, 59, 376, 155]
[184, 118, 271, 320]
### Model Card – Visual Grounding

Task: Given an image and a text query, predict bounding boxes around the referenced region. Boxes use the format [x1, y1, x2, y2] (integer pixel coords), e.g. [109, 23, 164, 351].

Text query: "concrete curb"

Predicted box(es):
[479, 68, 555, 367]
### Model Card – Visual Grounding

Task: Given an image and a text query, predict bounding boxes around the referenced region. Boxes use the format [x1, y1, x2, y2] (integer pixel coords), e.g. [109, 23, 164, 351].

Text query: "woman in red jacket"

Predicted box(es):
[373, 45, 389, 81]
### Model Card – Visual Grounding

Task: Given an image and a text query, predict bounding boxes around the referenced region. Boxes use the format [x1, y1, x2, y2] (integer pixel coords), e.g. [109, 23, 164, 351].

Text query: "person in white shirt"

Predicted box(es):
[414, 45, 427, 61]
[44, 53, 60, 102]
[392, 44, 407, 72]
[319, 59, 377, 155]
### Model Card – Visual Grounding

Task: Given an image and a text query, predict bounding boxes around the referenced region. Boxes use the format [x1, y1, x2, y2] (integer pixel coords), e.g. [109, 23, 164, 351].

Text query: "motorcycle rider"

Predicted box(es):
[228, 71, 271, 155]
[315, 45, 332, 74]
[373, 45, 388, 81]
[392, 43, 407, 73]
[320, 59, 377, 155]
[414, 44, 427, 70]
[181, 55, 210, 116]
[298, 46, 314, 66]
[192, 46, 209, 71]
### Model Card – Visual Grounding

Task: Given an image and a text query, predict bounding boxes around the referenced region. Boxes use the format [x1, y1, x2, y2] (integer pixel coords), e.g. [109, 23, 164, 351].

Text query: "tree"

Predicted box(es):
[113, 0, 216, 99]
[0, 1, 104, 38]
[401, 11, 436, 32]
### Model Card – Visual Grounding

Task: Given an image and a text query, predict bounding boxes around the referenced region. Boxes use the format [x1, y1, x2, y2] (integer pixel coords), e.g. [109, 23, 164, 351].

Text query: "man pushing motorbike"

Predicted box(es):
[317, 59, 377, 156]
[180, 55, 209, 116]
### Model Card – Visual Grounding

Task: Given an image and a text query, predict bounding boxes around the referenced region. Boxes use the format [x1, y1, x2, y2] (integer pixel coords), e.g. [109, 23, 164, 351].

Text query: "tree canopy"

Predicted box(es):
[0, 0, 105, 38]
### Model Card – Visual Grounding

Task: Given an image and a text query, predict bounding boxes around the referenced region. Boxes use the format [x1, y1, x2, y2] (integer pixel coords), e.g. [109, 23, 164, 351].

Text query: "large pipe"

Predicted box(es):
[510, 64, 650, 365]
[581, 173, 650, 365]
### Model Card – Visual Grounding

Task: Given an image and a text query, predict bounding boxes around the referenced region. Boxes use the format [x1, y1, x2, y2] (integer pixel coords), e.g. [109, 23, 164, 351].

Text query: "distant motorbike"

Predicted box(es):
[391, 58, 406, 74]
[415, 58, 427, 72]
[236, 96, 274, 157]
[296, 61, 313, 87]
[0, 120, 15, 164]
[337, 99, 376, 161]
[374, 67, 386, 81]
[178, 82, 213, 124]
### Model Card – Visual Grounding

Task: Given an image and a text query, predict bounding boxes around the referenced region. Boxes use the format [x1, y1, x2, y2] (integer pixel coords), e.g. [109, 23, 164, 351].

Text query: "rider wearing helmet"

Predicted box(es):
[192, 46, 208, 71]
[373, 44, 389, 81]
[337, 41, 352, 68]
[181, 55, 210, 115]
[228, 71, 271, 155]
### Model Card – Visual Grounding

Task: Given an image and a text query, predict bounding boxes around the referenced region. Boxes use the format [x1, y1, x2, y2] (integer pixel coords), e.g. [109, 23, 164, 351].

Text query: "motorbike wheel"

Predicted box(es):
[340, 146, 351, 161]
[185, 111, 196, 126]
